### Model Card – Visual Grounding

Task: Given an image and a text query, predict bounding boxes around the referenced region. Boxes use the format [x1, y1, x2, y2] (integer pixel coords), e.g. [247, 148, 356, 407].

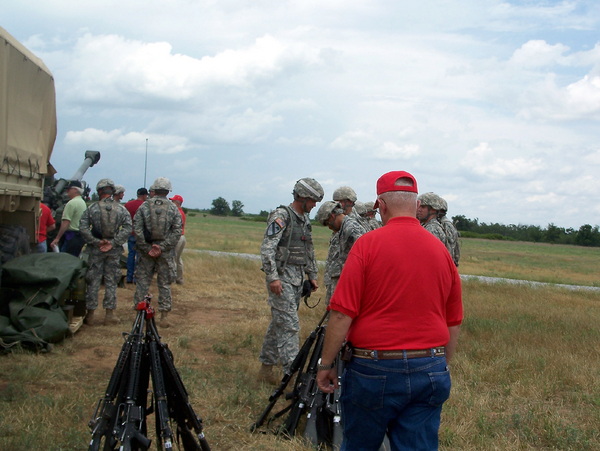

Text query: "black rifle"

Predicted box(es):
[88, 305, 144, 451]
[250, 310, 329, 433]
[325, 356, 344, 450]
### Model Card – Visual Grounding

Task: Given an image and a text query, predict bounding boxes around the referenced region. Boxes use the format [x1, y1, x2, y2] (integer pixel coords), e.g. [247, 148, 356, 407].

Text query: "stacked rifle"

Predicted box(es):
[87, 295, 210, 451]
[251, 310, 343, 449]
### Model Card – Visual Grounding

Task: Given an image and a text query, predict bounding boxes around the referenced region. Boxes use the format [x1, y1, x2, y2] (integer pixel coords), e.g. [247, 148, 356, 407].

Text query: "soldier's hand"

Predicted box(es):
[148, 244, 162, 258]
[269, 280, 282, 296]
[99, 241, 113, 252]
[310, 279, 319, 292]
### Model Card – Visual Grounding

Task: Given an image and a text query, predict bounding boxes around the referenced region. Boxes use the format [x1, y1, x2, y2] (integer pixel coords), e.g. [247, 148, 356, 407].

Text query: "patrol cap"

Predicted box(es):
[66, 180, 83, 189]
[96, 178, 114, 192]
[332, 186, 357, 203]
[169, 195, 184, 204]
[150, 177, 172, 192]
[316, 201, 341, 226]
[374, 171, 417, 208]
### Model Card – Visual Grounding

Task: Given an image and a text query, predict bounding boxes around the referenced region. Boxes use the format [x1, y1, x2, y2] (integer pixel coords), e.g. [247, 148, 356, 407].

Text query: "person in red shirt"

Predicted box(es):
[169, 195, 186, 285]
[316, 170, 463, 451]
[36, 202, 56, 252]
[124, 188, 148, 283]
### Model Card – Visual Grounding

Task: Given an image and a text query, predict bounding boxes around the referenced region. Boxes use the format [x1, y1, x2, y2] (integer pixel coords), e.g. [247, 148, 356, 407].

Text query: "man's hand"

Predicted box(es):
[269, 280, 282, 296]
[148, 244, 162, 258]
[316, 368, 338, 393]
[99, 240, 113, 252]
[310, 279, 318, 292]
[50, 238, 59, 249]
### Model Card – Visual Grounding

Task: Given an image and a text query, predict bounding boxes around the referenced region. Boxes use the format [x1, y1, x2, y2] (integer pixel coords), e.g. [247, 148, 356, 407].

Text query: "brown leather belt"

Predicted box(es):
[352, 346, 446, 360]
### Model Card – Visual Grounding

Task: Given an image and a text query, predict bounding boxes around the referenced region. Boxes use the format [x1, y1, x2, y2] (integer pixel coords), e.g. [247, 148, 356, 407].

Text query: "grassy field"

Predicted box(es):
[1, 214, 600, 450]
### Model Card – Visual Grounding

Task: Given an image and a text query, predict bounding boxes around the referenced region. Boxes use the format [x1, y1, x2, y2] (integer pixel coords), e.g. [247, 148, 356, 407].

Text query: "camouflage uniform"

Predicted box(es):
[326, 215, 367, 303]
[259, 205, 318, 373]
[424, 218, 447, 246]
[133, 196, 183, 311]
[324, 232, 340, 304]
[80, 197, 132, 311]
[440, 216, 460, 266]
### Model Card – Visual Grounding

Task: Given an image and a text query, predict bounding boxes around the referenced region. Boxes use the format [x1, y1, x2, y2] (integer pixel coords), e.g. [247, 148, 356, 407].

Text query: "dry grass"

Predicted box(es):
[1, 236, 600, 450]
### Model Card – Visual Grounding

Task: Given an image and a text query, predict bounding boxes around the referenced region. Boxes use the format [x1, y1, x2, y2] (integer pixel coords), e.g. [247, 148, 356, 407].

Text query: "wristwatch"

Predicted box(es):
[317, 358, 334, 371]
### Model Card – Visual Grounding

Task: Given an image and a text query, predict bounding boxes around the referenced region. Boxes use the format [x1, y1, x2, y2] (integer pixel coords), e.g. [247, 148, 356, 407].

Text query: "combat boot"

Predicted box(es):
[160, 311, 171, 328]
[104, 309, 120, 325]
[257, 363, 279, 385]
[84, 309, 96, 326]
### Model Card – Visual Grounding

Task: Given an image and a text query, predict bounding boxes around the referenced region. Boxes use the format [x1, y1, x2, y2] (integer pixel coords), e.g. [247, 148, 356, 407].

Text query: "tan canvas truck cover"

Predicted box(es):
[0, 25, 57, 238]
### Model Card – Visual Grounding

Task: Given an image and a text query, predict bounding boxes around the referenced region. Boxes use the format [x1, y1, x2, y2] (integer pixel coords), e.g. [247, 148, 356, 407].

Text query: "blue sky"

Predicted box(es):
[2, 1, 599, 228]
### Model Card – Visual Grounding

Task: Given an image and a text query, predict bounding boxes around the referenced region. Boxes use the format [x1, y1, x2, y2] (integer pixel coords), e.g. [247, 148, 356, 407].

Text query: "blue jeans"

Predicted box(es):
[340, 354, 451, 451]
[126, 235, 137, 282]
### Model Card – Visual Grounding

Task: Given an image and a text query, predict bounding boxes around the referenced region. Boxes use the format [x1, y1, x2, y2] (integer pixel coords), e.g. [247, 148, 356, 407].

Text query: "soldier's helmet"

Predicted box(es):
[364, 201, 376, 212]
[354, 201, 367, 217]
[316, 201, 341, 226]
[439, 196, 448, 212]
[333, 186, 357, 203]
[418, 192, 444, 210]
[293, 178, 324, 201]
[150, 177, 173, 192]
[96, 178, 115, 193]
[113, 184, 125, 194]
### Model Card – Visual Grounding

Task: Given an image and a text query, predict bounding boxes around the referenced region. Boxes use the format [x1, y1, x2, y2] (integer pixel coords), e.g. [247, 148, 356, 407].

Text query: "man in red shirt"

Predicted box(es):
[124, 188, 148, 283]
[36, 202, 56, 252]
[169, 194, 186, 285]
[316, 170, 463, 451]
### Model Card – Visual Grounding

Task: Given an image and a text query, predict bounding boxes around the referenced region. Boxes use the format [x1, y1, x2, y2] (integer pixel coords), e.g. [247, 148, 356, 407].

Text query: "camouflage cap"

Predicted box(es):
[418, 192, 444, 210]
[96, 178, 115, 192]
[293, 178, 324, 201]
[150, 177, 173, 192]
[316, 201, 341, 226]
[332, 186, 357, 203]
[113, 184, 125, 194]
[354, 201, 367, 217]
[364, 201, 376, 212]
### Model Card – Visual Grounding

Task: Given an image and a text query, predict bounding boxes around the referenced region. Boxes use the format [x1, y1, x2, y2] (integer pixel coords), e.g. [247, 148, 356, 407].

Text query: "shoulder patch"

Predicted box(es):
[267, 220, 283, 236]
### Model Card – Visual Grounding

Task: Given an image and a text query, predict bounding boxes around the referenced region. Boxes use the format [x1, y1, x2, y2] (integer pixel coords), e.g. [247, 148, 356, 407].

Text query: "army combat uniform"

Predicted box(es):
[259, 205, 318, 373]
[440, 216, 460, 266]
[424, 217, 448, 247]
[133, 197, 182, 311]
[80, 197, 132, 311]
[325, 215, 367, 304]
[324, 232, 340, 304]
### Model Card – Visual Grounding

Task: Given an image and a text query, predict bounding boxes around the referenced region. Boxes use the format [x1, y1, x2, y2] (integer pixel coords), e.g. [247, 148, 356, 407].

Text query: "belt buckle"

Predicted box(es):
[369, 350, 376, 359]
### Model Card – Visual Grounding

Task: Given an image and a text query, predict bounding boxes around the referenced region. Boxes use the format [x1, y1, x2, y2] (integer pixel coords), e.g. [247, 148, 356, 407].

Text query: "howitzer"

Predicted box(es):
[250, 310, 329, 433]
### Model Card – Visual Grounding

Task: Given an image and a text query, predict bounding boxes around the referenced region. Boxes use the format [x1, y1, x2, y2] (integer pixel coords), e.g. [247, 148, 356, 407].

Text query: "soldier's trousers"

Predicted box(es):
[259, 279, 302, 373]
[85, 251, 121, 311]
[133, 252, 176, 311]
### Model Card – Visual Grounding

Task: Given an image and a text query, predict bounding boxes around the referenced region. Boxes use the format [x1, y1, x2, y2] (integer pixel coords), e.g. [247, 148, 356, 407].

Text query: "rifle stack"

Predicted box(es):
[87, 295, 211, 451]
[251, 310, 343, 450]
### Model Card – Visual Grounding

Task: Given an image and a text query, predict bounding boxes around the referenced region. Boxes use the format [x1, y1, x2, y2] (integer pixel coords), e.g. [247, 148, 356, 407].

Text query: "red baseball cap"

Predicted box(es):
[374, 171, 418, 208]
[169, 195, 184, 204]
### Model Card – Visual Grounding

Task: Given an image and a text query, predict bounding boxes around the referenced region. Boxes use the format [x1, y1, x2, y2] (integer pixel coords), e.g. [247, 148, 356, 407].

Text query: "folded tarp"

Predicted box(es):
[0, 253, 86, 352]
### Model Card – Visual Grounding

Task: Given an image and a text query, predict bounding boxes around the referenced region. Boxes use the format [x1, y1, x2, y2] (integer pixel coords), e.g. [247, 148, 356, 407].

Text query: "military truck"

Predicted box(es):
[0, 25, 101, 264]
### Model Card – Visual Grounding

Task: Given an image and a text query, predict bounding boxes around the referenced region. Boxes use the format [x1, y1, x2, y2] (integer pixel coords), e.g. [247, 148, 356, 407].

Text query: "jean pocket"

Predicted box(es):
[428, 366, 451, 406]
[347, 369, 386, 411]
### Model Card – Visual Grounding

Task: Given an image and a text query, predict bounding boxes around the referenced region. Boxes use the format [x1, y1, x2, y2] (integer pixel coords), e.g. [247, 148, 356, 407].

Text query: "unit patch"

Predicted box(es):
[267, 218, 286, 236]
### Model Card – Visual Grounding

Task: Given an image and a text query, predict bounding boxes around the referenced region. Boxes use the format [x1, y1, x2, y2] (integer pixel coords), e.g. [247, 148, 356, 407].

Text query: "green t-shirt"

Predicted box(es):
[62, 196, 87, 231]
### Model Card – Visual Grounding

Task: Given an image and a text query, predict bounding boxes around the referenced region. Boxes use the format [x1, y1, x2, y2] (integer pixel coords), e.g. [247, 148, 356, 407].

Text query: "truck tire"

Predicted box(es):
[0, 225, 31, 264]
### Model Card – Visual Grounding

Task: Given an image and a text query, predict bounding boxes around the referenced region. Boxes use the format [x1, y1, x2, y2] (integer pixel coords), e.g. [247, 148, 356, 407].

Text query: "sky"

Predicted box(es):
[2, 0, 600, 229]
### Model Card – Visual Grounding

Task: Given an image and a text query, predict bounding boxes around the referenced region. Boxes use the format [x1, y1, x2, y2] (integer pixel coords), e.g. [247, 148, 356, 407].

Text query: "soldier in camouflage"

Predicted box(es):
[113, 185, 126, 203]
[133, 177, 183, 328]
[417, 192, 448, 248]
[364, 200, 382, 230]
[438, 197, 460, 266]
[317, 200, 367, 304]
[333, 186, 371, 232]
[80, 178, 132, 326]
[258, 177, 323, 384]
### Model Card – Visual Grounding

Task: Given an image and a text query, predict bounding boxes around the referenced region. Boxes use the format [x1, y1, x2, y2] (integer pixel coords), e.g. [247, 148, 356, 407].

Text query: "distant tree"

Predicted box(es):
[259, 210, 269, 217]
[576, 224, 600, 247]
[544, 223, 561, 244]
[231, 200, 244, 217]
[452, 215, 478, 232]
[211, 197, 230, 216]
[90, 192, 99, 202]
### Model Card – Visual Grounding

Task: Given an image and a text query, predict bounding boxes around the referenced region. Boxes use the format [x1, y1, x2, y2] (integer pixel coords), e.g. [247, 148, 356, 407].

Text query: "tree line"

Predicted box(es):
[452, 215, 600, 247]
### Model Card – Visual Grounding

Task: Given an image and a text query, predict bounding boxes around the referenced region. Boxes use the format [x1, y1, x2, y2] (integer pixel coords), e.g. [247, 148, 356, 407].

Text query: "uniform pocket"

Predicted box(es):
[346, 369, 386, 411]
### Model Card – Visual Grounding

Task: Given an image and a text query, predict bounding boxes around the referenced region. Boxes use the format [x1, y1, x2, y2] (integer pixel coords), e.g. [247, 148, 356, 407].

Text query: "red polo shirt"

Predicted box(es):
[329, 216, 463, 350]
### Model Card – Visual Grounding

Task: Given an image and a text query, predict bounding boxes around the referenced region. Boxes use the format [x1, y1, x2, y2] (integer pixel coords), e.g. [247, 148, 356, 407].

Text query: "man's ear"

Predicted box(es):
[416, 200, 421, 209]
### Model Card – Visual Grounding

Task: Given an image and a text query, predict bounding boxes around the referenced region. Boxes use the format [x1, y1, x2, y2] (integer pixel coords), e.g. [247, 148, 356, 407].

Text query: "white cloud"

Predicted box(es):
[510, 40, 570, 68]
[64, 128, 190, 154]
[329, 130, 378, 152]
[584, 149, 600, 164]
[461, 142, 545, 178]
[374, 141, 420, 160]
